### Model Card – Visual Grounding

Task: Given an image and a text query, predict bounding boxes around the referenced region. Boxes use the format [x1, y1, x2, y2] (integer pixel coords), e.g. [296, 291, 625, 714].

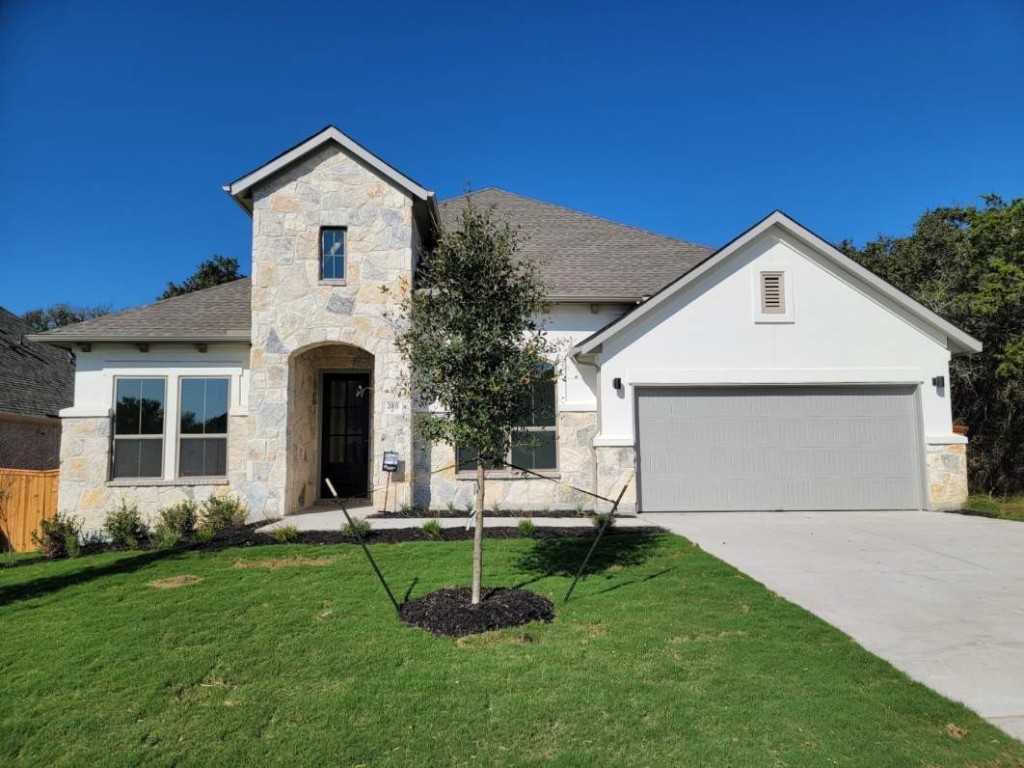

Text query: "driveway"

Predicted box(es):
[643, 510, 1024, 740]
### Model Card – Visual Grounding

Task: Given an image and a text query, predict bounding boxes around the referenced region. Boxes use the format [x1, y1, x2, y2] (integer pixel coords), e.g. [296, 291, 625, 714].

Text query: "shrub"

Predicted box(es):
[517, 518, 536, 535]
[590, 511, 616, 530]
[446, 500, 458, 515]
[422, 518, 443, 539]
[490, 501, 502, 515]
[31, 513, 83, 560]
[340, 518, 372, 539]
[195, 525, 216, 545]
[104, 500, 146, 549]
[160, 500, 198, 537]
[270, 525, 300, 543]
[149, 524, 182, 550]
[203, 495, 248, 532]
[398, 501, 415, 517]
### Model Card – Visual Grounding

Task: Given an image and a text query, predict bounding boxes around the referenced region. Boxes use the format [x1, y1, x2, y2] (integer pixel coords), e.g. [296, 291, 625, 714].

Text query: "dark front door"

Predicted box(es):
[321, 373, 371, 499]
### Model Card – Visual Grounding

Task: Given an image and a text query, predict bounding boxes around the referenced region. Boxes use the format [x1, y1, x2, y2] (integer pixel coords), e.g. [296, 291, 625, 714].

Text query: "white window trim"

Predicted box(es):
[111, 376, 167, 481]
[319, 226, 347, 283]
[176, 376, 231, 480]
[753, 264, 795, 323]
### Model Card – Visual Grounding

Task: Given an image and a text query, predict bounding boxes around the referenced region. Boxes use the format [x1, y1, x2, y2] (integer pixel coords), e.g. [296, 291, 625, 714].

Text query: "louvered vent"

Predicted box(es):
[761, 271, 785, 314]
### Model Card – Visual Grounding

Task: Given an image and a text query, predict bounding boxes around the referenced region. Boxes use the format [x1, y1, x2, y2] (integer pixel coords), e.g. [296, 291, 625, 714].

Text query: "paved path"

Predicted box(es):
[643, 510, 1024, 740]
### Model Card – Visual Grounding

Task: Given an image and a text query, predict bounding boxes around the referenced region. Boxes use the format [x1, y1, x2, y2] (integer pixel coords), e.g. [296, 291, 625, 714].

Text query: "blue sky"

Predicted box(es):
[1, 0, 1021, 315]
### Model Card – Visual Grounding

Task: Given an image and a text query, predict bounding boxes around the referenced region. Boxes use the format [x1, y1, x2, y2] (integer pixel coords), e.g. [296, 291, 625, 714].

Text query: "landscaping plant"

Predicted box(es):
[202, 495, 247, 532]
[159, 499, 198, 538]
[104, 500, 147, 549]
[395, 198, 554, 604]
[340, 518, 372, 539]
[422, 518, 443, 540]
[30, 512, 82, 560]
[270, 525, 300, 543]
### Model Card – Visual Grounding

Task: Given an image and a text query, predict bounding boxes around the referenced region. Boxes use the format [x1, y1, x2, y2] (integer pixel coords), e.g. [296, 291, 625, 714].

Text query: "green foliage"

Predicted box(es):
[159, 500, 198, 538]
[421, 518, 443, 539]
[842, 195, 1024, 494]
[148, 524, 182, 550]
[446, 500, 458, 515]
[398, 501, 415, 516]
[160, 255, 245, 299]
[104, 500, 147, 549]
[22, 303, 111, 332]
[395, 199, 555, 465]
[516, 518, 536, 535]
[590, 511, 617, 530]
[202, 495, 248, 532]
[195, 526, 216, 545]
[340, 518, 372, 539]
[31, 512, 82, 560]
[270, 525, 300, 543]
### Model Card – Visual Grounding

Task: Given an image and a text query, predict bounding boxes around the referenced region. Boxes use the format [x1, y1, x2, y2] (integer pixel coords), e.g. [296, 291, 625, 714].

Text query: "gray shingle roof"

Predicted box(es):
[0, 307, 74, 418]
[30, 278, 252, 344]
[439, 189, 712, 299]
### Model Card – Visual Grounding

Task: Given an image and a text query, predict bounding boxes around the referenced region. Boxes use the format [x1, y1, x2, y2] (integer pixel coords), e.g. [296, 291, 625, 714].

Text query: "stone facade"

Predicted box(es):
[56, 413, 247, 534]
[410, 412, 639, 513]
[926, 441, 968, 511]
[247, 143, 416, 518]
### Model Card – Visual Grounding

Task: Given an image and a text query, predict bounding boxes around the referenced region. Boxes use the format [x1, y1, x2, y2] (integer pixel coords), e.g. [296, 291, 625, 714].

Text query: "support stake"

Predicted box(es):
[563, 481, 630, 604]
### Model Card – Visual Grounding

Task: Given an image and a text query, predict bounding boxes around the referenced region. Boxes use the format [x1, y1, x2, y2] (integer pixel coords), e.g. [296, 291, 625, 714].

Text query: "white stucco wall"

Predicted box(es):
[593, 226, 960, 447]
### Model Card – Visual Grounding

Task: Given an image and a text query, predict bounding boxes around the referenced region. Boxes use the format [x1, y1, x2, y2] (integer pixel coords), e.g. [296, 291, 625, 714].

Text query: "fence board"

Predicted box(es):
[0, 469, 59, 553]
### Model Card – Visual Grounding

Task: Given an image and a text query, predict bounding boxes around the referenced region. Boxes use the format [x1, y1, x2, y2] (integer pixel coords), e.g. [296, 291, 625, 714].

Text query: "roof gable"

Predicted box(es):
[439, 189, 712, 300]
[224, 126, 434, 213]
[574, 211, 982, 356]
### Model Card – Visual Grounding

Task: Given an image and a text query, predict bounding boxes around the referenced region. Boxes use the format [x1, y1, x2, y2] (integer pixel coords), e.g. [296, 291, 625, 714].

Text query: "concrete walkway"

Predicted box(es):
[643, 510, 1024, 740]
[257, 506, 651, 532]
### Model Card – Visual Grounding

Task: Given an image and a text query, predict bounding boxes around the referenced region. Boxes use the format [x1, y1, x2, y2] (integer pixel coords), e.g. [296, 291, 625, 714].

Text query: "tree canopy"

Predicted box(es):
[160, 256, 245, 299]
[841, 195, 1024, 495]
[22, 303, 110, 332]
[395, 200, 554, 602]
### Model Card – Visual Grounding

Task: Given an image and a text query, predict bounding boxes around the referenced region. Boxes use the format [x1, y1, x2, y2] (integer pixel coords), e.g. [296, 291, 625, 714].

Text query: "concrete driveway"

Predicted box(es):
[643, 510, 1024, 740]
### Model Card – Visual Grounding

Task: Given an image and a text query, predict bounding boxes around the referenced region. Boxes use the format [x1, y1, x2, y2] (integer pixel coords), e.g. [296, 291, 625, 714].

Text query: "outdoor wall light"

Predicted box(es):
[932, 376, 945, 388]
[612, 377, 623, 391]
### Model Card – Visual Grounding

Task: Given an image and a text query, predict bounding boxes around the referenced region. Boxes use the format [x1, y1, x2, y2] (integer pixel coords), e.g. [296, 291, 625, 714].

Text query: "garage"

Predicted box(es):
[636, 385, 924, 512]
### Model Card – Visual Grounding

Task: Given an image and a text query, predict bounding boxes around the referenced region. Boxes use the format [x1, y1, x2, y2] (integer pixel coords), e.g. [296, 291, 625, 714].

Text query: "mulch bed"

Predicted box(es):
[370, 509, 596, 519]
[400, 587, 555, 637]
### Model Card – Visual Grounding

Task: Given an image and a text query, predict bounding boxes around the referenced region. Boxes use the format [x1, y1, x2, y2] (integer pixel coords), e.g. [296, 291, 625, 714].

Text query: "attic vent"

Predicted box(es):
[760, 271, 785, 314]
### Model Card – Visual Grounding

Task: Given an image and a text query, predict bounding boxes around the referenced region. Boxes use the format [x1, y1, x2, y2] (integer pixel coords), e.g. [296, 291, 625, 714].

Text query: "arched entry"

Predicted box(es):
[287, 343, 374, 512]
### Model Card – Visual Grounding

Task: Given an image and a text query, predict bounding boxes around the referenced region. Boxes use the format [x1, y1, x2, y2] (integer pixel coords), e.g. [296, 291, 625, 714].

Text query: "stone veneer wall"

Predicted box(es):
[926, 441, 968, 511]
[57, 414, 248, 535]
[247, 143, 415, 518]
[413, 412, 614, 512]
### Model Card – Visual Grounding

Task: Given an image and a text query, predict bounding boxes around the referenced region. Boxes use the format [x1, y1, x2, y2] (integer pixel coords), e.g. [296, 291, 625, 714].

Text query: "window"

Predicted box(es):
[112, 378, 165, 478]
[179, 378, 229, 477]
[456, 365, 557, 472]
[760, 271, 785, 314]
[320, 227, 346, 280]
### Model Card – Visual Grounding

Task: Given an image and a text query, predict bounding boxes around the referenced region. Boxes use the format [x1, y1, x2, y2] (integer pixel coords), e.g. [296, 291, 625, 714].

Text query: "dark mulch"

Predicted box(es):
[400, 586, 555, 637]
[370, 509, 596, 519]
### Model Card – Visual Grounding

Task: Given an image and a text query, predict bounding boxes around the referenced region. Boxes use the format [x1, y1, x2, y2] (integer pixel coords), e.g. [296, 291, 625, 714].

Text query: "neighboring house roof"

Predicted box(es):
[223, 125, 438, 231]
[27, 279, 252, 346]
[439, 189, 712, 301]
[573, 210, 983, 357]
[0, 307, 74, 419]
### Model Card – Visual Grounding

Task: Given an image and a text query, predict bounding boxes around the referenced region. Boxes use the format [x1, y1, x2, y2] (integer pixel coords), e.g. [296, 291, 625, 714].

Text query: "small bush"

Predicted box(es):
[195, 525, 216, 545]
[340, 518, 372, 539]
[446, 500, 458, 515]
[270, 525, 300, 543]
[203, 495, 248, 532]
[149, 524, 182, 550]
[398, 501, 415, 517]
[104, 500, 146, 549]
[517, 518, 536, 535]
[422, 518, 443, 539]
[160, 500, 198, 537]
[31, 513, 83, 560]
[590, 511, 616, 530]
[574, 501, 589, 517]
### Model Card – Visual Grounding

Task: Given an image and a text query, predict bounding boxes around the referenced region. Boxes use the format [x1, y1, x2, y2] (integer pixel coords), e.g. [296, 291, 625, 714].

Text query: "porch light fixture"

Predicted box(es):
[612, 377, 623, 391]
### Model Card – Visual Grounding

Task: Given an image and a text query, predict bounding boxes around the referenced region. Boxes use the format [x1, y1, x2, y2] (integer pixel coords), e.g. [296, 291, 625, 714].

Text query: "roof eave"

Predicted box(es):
[27, 332, 252, 348]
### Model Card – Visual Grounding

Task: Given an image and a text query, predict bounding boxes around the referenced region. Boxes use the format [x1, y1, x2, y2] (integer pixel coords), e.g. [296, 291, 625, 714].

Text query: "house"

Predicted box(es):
[0, 307, 74, 470]
[30, 126, 980, 532]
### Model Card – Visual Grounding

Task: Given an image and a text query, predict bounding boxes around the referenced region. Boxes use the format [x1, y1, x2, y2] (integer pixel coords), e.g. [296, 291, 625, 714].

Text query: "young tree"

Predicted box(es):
[22, 303, 110, 332]
[396, 201, 554, 604]
[160, 255, 245, 299]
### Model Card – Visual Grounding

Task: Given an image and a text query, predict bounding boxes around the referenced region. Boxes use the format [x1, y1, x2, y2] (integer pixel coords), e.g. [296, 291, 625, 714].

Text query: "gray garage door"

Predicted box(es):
[636, 385, 923, 512]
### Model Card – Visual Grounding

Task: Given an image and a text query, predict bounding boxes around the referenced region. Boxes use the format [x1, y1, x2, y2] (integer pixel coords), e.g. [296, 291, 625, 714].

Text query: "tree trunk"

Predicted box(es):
[472, 458, 485, 604]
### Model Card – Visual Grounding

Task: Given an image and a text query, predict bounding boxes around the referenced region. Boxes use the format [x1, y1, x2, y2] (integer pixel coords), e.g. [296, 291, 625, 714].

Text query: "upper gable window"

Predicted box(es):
[320, 227, 346, 281]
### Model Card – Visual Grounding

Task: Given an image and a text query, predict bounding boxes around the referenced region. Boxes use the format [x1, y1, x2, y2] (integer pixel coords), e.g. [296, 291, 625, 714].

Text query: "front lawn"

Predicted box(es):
[961, 495, 1024, 522]
[1, 535, 1021, 767]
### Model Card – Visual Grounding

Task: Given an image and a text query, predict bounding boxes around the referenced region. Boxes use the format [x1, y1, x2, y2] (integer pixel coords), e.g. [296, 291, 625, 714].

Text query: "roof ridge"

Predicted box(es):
[444, 187, 711, 251]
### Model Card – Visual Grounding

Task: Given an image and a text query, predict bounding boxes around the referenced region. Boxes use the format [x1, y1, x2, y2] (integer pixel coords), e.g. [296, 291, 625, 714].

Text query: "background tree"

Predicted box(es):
[22, 303, 110, 332]
[396, 201, 554, 604]
[841, 195, 1024, 495]
[160, 255, 245, 299]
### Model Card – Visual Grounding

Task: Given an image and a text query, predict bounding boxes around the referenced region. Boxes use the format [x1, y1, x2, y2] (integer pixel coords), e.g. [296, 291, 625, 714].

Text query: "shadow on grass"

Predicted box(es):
[0, 548, 186, 607]
[513, 531, 664, 580]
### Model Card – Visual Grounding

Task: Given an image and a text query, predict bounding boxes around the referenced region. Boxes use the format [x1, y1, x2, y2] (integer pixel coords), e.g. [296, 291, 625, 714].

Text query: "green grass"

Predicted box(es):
[961, 495, 1024, 521]
[1, 535, 1021, 767]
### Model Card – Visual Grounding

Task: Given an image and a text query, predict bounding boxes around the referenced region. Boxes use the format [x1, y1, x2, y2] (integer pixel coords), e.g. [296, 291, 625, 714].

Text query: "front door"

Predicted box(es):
[320, 373, 371, 499]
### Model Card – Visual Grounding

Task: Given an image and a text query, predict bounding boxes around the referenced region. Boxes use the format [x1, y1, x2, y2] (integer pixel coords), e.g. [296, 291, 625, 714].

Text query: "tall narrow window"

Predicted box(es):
[179, 378, 229, 477]
[112, 378, 165, 478]
[320, 227, 346, 280]
[760, 271, 785, 314]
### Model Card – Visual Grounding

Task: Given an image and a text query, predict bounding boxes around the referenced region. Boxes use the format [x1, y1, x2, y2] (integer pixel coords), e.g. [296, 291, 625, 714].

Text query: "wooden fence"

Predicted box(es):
[0, 469, 59, 552]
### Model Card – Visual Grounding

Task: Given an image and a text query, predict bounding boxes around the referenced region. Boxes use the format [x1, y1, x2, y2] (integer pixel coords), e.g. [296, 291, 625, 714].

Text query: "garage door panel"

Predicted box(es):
[637, 386, 922, 511]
